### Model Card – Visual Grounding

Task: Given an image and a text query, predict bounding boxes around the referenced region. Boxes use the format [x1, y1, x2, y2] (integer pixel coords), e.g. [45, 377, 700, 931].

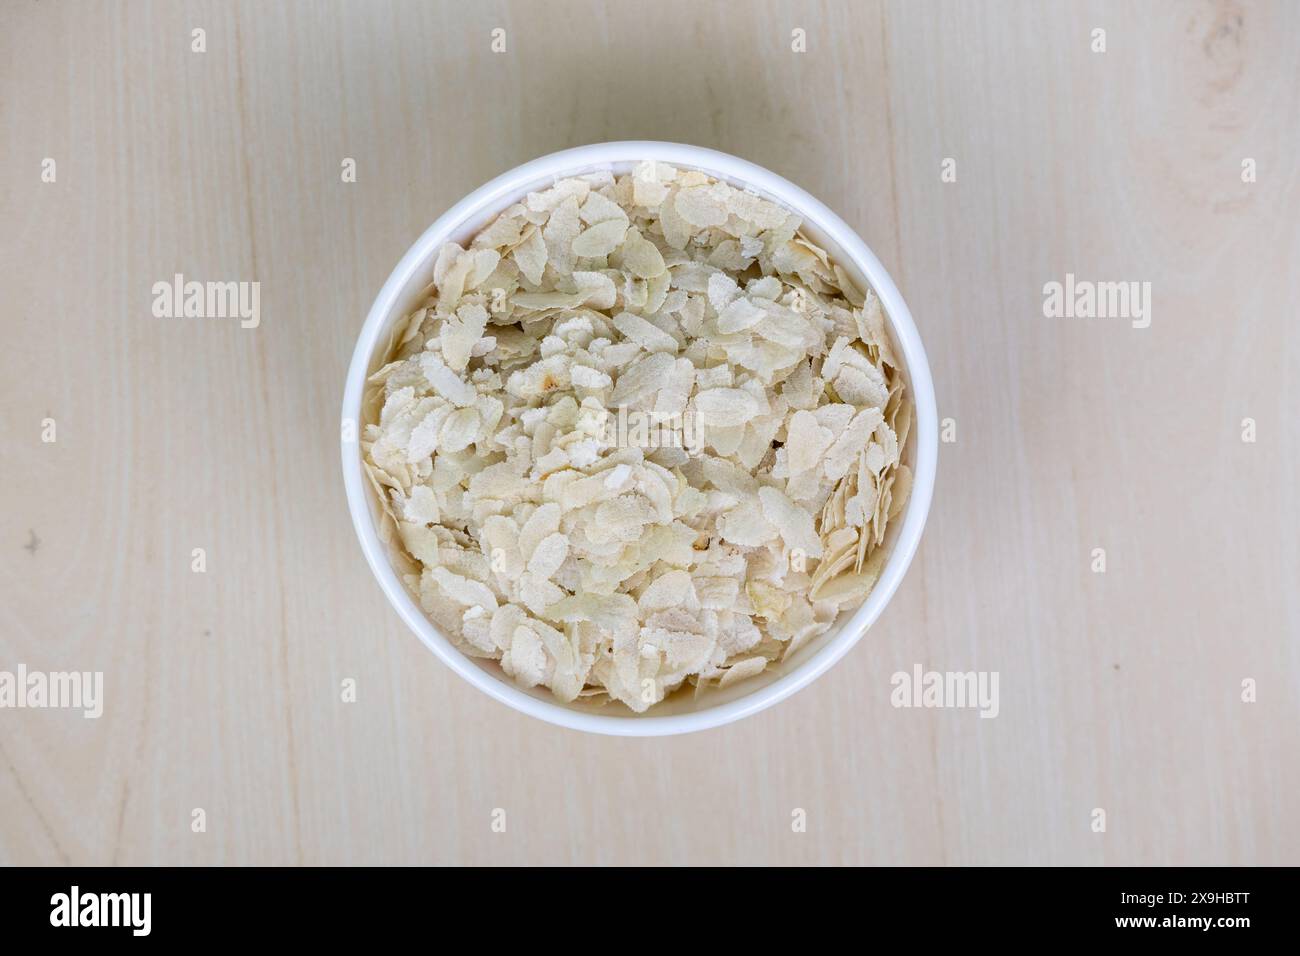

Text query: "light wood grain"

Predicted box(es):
[1, 0, 1296, 866]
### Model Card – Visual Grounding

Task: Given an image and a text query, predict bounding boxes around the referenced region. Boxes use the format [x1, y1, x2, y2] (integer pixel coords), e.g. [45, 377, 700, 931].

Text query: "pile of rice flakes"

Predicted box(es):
[362, 161, 912, 712]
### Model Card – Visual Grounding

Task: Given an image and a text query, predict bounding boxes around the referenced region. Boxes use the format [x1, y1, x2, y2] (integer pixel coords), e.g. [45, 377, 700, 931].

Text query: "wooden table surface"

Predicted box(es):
[2, 0, 1297, 866]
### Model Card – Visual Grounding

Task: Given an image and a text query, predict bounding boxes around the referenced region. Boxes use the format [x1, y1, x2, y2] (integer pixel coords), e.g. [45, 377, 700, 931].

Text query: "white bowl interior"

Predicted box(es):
[347, 145, 934, 733]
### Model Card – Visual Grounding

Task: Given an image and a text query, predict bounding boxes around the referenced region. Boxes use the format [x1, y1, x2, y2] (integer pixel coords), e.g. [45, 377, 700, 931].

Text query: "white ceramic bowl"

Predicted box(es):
[342, 142, 937, 736]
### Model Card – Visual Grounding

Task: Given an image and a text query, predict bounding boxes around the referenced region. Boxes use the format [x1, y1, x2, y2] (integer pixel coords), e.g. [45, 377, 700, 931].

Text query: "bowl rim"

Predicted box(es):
[341, 141, 937, 736]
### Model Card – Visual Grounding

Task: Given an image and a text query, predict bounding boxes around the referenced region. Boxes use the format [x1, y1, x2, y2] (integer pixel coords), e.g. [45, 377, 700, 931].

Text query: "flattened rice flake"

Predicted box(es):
[361, 163, 913, 712]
